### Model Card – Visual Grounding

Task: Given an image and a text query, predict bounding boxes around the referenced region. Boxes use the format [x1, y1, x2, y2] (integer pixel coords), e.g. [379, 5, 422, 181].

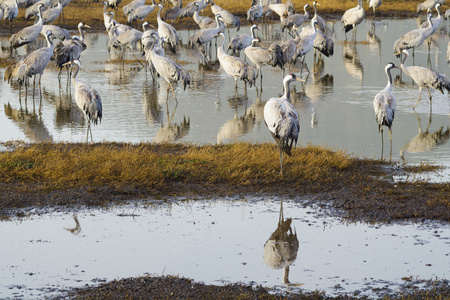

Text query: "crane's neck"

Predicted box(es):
[400, 54, 410, 76]
[385, 67, 393, 91]
[45, 33, 53, 49]
[78, 25, 85, 42]
[157, 5, 162, 21]
[282, 78, 292, 100]
[37, 5, 44, 24]
[303, 5, 309, 17]
[313, 2, 318, 17]
[250, 26, 256, 38]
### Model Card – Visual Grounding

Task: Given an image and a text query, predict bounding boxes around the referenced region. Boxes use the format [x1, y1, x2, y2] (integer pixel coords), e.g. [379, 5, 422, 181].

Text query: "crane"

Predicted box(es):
[393, 13, 434, 58]
[228, 24, 258, 56]
[247, 0, 263, 24]
[127, 0, 157, 26]
[4, 30, 55, 103]
[341, 0, 365, 40]
[64, 59, 102, 142]
[295, 19, 319, 75]
[373, 62, 397, 161]
[280, 4, 309, 35]
[25, 0, 51, 20]
[123, 0, 145, 18]
[9, 3, 45, 50]
[206, 0, 240, 31]
[3, 0, 18, 28]
[396, 49, 450, 109]
[217, 32, 257, 89]
[312, 1, 326, 32]
[156, 3, 179, 53]
[263, 73, 304, 175]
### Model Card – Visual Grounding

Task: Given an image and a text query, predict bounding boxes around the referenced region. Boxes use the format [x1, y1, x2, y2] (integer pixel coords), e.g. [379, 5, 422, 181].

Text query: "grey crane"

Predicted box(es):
[244, 38, 284, 85]
[163, 0, 182, 22]
[280, 4, 309, 35]
[64, 59, 102, 142]
[419, 3, 442, 48]
[109, 27, 144, 62]
[25, 0, 51, 20]
[41, 24, 71, 40]
[192, 2, 213, 29]
[142, 28, 164, 79]
[206, 0, 240, 31]
[42, 0, 62, 24]
[295, 19, 319, 74]
[417, 0, 439, 13]
[106, 11, 132, 37]
[393, 13, 434, 58]
[280, 25, 301, 70]
[312, 1, 326, 32]
[397, 49, 450, 109]
[247, 0, 263, 24]
[373, 62, 397, 161]
[217, 32, 257, 89]
[127, 0, 157, 26]
[106, 0, 122, 11]
[263, 73, 303, 175]
[3, 0, 18, 28]
[179, 0, 207, 19]
[4, 30, 55, 102]
[9, 3, 45, 50]
[299, 21, 334, 58]
[147, 32, 190, 102]
[156, 3, 179, 53]
[341, 0, 365, 39]
[228, 24, 258, 55]
[102, 1, 114, 30]
[368, 0, 382, 18]
[123, 0, 145, 18]
[189, 13, 225, 56]
[53, 22, 90, 83]
[445, 8, 450, 19]
[267, 0, 295, 21]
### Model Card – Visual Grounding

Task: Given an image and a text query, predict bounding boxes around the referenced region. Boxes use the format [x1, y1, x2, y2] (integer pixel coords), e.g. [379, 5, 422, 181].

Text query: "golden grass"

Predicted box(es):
[0, 142, 353, 188]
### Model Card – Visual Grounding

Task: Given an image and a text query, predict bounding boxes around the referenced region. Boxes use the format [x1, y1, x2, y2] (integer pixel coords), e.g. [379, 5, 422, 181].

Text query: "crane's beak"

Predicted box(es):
[84, 24, 91, 28]
[295, 77, 305, 82]
[62, 61, 72, 67]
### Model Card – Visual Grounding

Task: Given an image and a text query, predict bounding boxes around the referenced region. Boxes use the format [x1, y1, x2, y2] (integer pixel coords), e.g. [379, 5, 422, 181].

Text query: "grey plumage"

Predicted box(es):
[263, 73, 303, 174]
[156, 3, 179, 53]
[393, 13, 434, 57]
[218, 32, 257, 88]
[341, 0, 365, 35]
[300, 24, 334, 57]
[188, 13, 224, 49]
[417, 0, 439, 13]
[41, 24, 71, 40]
[247, 0, 263, 24]
[179, 0, 206, 19]
[192, 2, 213, 29]
[4, 30, 55, 98]
[267, 1, 295, 20]
[373, 62, 397, 160]
[123, 0, 145, 18]
[147, 32, 190, 100]
[295, 19, 319, 72]
[163, 0, 182, 22]
[280, 4, 309, 34]
[25, 0, 50, 20]
[399, 49, 450, 109]
[42, 0, 62, 24]
[3, 0, 18, 26]
[66, 60, 102, 142]
[9, 3, 44, 49]
[244, 38, 284, 83]
[127, 0, 156, 25]
[207, 0, 240, 31]
[227, 24, 258, 55]
[312, 1, 326, 32]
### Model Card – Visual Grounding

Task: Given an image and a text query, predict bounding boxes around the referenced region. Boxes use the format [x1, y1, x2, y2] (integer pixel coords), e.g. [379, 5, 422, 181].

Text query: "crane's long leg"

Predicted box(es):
[279, 147, 284, 175]
[380, 127, 384, 161]
[413, 87, 423, 109]
[168, 82, 178, 103]
[388, 127, 392, 162]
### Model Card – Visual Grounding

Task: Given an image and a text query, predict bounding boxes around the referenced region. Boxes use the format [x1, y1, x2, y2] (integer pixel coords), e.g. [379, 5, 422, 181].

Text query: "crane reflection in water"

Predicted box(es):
[263, 202, 299, 285]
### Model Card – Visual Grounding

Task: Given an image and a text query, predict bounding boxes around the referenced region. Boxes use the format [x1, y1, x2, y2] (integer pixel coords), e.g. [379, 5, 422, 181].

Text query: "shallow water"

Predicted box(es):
[1, 199, 449, 299]
[0, 18, 449, 181]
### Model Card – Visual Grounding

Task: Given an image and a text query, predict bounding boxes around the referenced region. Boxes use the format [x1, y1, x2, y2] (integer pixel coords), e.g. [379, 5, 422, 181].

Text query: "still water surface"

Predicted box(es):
[0, 18, 449, 181]
[1, 199, 449, 299]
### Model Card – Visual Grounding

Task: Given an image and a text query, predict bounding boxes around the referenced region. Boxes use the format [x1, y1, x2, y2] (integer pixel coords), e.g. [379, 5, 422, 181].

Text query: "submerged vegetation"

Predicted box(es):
[0, 142, 449, 222]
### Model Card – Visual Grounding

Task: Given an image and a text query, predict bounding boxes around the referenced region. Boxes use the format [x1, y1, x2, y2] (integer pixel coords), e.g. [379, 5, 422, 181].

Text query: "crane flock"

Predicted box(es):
[1, 0, 449, 171]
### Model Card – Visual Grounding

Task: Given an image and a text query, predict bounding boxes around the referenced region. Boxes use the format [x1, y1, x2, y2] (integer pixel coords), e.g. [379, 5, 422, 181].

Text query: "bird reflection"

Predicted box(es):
[263, 202, 299, 284]
[217, 90, 256, 144]
[367, 22, 381, 63]
[143, 83, 164, 124]
[64, 213, 81, 235]
[342, 41, 363, 83]
[4, 103, 52, 142]
[153, 116, 190, 143]
[400, 112, 450, 161]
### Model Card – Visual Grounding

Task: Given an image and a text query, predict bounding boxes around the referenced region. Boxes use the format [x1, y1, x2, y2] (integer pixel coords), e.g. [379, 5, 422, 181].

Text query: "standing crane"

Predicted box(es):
[373, 62, 397, 161]
[123, 0, 145, 18]
[25, 0, 51, 20]
[244, 38, 284, 85]
[280, 4, 309, 35]
[393, 13, 434, 58]
[3, 0, 19, 29]
[217, 32, 257, 90]
[419, 3, 442, 49]
[263, 73, 304, 175]
[312, 1, 326, 32]
[247, 0, 263, 25]
[53, 22, 90, 83]
[127, 0, 157, 26]
[228, 24, 258, 56]
[42, 0, 63, 24]
[206, 0, 240, 31]
[64, 60, 102, 142]
[146, 32, 190, 102]
[341, 0, 365, 40]
[192, 2, 213, 29]
[4, 30, 55, 104]
[9, 3, 45, 50]
[396, 49, 450, 110]
[417, 0, 439, 13]
[156, 3, 179, 53]
[188, 13, 225, 58]
[295, 19, 319, 75]
[368, 0, 382, 18]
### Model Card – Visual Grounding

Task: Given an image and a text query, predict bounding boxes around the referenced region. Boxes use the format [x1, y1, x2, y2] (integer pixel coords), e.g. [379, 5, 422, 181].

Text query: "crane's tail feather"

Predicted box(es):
[433, 74, 450, 94]
[180, 69, 191, 90]
[269, 43, 285, 69]
[344, 25, 354, 33]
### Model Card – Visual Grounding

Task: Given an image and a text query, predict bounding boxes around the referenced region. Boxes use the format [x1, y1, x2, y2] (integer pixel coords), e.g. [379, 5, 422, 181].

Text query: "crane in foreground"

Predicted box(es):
[263, 73, 304, 175]
[373, 62, 397, 161]
[63, 59, 102, 142]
